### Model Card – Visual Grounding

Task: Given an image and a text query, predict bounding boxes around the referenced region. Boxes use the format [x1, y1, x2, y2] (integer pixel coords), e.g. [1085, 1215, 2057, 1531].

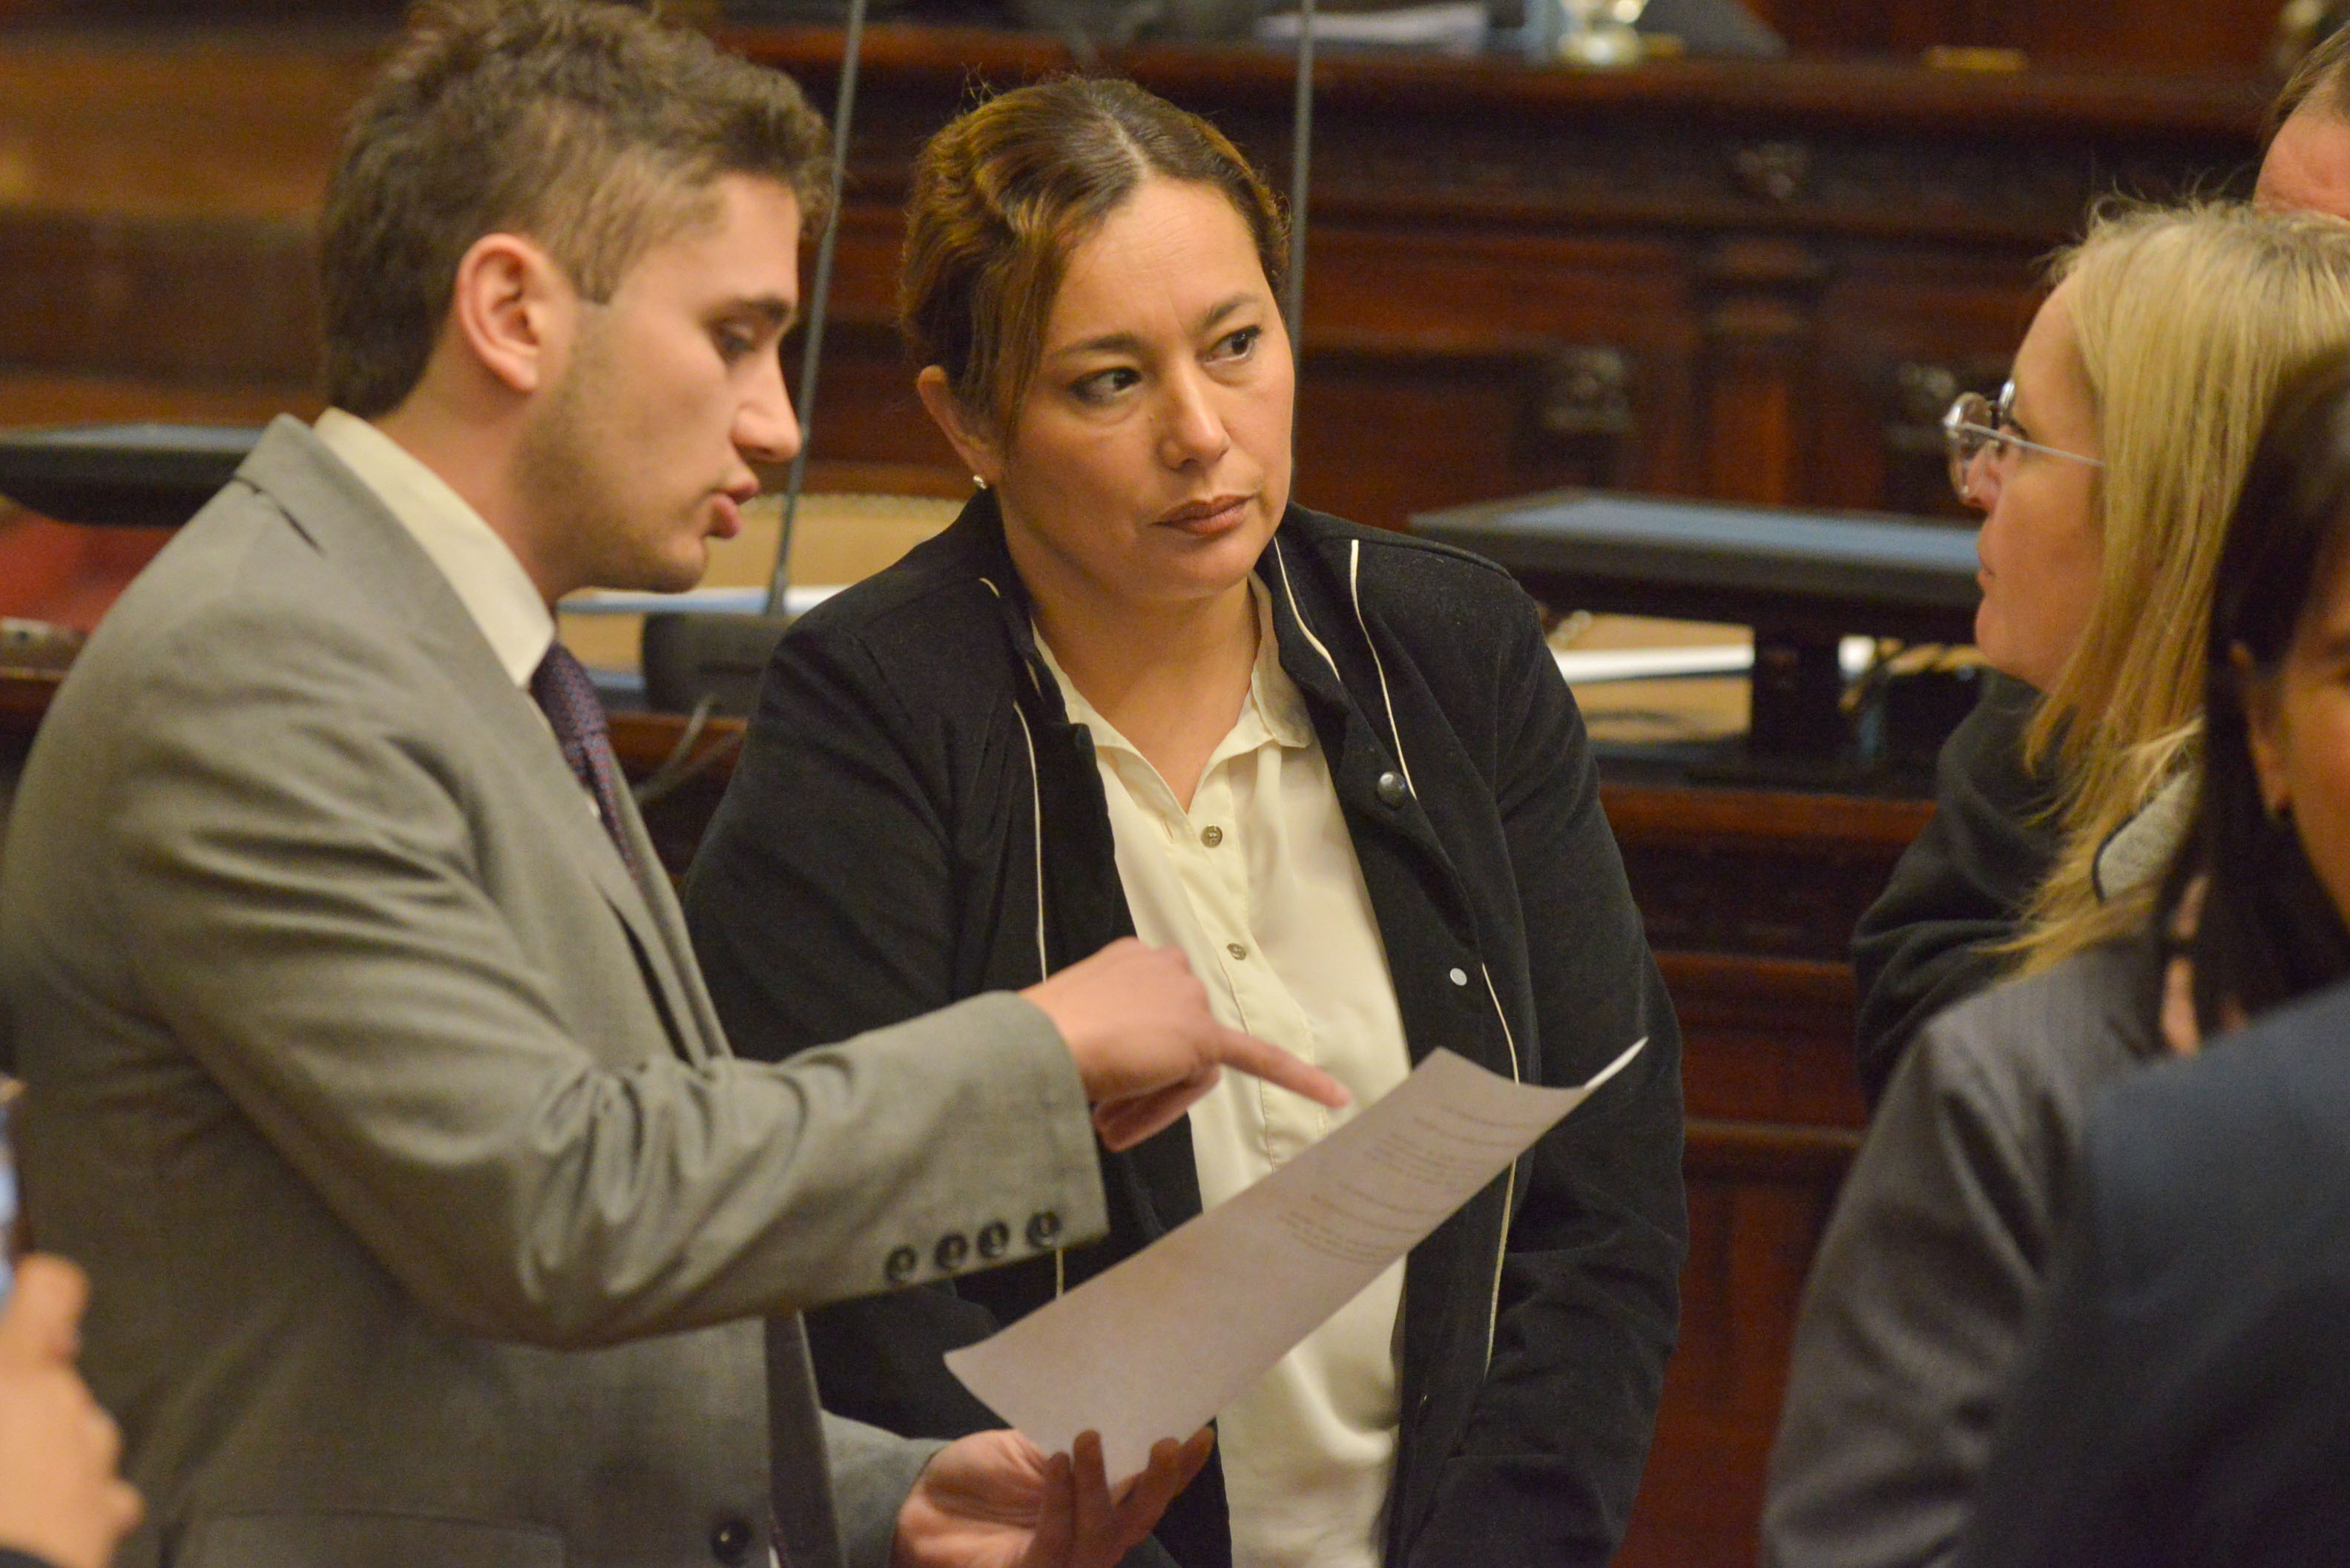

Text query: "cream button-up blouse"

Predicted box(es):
[1036, 579, 1412, 1568]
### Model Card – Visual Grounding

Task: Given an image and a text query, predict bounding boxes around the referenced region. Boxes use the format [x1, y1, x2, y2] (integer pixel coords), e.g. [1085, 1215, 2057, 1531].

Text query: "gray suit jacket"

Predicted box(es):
[0, 418, 1108, 1568]
[1761, 937, 2162, 1568]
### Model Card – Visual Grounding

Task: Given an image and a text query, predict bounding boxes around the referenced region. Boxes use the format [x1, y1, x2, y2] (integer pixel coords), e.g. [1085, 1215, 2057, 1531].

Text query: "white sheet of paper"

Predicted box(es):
[945, 1038, 1647, 1480]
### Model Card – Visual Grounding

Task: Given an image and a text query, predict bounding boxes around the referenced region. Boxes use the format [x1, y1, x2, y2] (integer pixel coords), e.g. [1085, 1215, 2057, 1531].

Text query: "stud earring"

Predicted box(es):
[972, 474, 989, 491]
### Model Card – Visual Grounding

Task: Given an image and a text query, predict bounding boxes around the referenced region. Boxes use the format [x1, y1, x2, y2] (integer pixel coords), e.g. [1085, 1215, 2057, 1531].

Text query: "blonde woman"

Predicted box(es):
[1854, 182, 2350, 1101]
[1764, 201, 2350, 1568]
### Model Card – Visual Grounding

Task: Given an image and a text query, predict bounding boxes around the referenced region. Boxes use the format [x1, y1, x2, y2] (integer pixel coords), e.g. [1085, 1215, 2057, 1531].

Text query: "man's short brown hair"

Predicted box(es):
[321, 0, 829, 417]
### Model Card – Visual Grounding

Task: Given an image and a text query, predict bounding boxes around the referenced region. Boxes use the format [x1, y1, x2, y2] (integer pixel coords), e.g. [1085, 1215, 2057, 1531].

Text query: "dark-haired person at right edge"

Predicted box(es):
[1848, 22, 2350, 1105]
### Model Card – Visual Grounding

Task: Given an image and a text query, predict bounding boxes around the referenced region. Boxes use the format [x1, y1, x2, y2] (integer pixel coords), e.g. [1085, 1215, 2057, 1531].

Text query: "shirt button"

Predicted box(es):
[710, 1519, 756, 1566]
[1375, 771, 1409, 807]
[1226, 941, 1248, 961]
[1201, 826, 1224, 847]
[883, 1245, 919, 1284]
[1026, 1210, 1063, 1248]
[935, 1233, 970, 1272]
[1449, 967, 1469, 986]
[977, 1221, 1010, 1260]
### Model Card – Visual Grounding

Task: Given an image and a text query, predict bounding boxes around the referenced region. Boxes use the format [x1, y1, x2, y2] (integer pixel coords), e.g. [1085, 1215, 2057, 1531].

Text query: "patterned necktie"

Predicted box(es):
[530, 642, 649, 889]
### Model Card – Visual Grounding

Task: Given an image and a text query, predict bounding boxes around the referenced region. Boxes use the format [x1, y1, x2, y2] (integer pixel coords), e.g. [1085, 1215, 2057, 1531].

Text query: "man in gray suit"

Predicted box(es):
[0, 4, 1340, 1567]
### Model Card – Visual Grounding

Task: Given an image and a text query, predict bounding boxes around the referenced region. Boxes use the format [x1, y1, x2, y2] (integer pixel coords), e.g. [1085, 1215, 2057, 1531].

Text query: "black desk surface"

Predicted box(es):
[1412, 490, 1982, 645]
[0, 423, 262, 530]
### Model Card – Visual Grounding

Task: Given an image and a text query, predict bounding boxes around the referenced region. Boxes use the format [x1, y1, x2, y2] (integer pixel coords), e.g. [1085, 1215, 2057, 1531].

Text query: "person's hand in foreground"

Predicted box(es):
[895, 1426, 1214, 1568]
[0, 1256, 142, 1568]
[1024, 938, 1347, 1149]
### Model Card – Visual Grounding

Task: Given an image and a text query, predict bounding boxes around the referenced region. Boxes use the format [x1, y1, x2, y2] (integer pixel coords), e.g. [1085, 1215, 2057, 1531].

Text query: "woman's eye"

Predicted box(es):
[1212, 325, 1260, 361]
[1073, 368, 1140, 403]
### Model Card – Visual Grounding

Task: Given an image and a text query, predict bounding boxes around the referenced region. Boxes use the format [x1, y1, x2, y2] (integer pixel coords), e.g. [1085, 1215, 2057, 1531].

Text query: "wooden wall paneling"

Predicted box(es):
[0, 210, 320, 386]
[1620, 1116, 1860, 1568]
[785, 317, 961, 472]
[1806, 257, 2044, 518]
[0, 372, 319, 429]
[0, 30, 361, 220]
[1742, 0, 1982, 59]
[1606, 785, 1929, 969]
[1291, 227, 1703, 522]
[0, 30, 348, 427]
[1984, 0, 2283, 77]
[0, 26, 2272, 532]
[1662, 951, 1870, 1127]
[1742, 0, 2281, 76]
[1695, 234, 1829, 504]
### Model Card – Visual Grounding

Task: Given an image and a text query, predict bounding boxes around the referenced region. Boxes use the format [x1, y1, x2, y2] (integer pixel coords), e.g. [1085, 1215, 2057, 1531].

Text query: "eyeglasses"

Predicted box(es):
[1942, 380, 2103, 504]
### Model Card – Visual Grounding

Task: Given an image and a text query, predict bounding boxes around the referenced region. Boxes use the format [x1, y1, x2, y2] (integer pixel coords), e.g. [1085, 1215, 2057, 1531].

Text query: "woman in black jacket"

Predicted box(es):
[682, 76, 1685, 1568]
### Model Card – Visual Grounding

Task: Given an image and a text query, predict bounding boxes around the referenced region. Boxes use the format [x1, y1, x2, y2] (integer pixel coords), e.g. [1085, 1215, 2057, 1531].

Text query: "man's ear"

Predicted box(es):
[447, 232, 573, 398]
[915, 366, 1004, 487]
[2237, 643, 2293, 817]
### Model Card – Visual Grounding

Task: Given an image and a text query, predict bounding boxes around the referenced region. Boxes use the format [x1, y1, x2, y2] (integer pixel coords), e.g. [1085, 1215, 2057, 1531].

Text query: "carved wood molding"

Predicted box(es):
[0, 210, 319, 387]
[743, 27, 2266, 242]
[1684, 1115, 1863, 1182]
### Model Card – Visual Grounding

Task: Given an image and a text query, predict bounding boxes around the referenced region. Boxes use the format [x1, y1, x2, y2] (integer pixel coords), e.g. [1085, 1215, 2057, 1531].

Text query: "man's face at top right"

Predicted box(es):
[2259, 108, 2350, 220]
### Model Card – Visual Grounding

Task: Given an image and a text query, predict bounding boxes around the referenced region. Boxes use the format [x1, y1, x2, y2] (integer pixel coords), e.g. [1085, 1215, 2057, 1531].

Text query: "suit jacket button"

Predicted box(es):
[884, 1245, 919, 1284]
[1025, 1210, 1062, 1248]
[978, 1221, 1010, 1259]
[710, 1518, 755, 1566]
[1375, 771, 1408, 807]
[935, 1233, 970, 1271]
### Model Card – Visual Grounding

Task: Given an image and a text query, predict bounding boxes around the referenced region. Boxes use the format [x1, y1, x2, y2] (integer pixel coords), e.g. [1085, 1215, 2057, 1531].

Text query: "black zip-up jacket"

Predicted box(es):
[683, 497, 1687, 1567]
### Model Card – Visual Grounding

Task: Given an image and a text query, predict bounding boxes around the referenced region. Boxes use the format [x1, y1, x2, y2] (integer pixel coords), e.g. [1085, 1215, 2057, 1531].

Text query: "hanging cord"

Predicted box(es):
[633, 694, 748, 810]
[765, 0, 871, 617]
[1284, 0, 1315, 338]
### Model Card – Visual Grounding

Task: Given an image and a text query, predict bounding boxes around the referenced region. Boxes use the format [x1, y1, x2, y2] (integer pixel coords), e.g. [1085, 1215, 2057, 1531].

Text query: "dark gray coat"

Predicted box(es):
[1960, 975, 2350, 1568]
[1762, 937, 2164, 1568]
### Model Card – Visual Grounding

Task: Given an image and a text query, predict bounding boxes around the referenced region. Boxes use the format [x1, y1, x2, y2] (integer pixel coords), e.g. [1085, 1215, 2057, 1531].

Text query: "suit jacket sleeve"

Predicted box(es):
[1760, 1012, 2062, 1568]
[1952, 1120, 2152, 1568]
[685, 621, 1024, 1436]
[1852, 674, 2060, 1106]
[1406, 604, 1687, 1565]
[102, 604, 1104, 1350]
[821, 1412, 946, 1568]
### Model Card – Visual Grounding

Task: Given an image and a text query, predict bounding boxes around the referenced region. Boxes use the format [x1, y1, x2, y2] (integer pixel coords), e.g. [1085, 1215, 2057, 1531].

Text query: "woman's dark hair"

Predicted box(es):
[2167, 345, 2350, 1031]
[898, 76, 1288, 437]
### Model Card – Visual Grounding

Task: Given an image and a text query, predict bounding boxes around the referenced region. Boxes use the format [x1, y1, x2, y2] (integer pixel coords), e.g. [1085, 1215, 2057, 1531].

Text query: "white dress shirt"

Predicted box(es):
[1037, 580, 1411, 1568]
[313, 408, 553, 689]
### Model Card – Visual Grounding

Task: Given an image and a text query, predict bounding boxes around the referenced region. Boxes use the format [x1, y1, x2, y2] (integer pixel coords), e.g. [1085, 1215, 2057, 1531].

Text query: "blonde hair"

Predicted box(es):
[2019, 201, 2350, 970]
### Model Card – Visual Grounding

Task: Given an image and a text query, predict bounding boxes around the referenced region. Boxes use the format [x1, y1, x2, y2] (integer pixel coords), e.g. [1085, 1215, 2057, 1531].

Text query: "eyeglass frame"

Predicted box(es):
[1942, 379, 2104, 504]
